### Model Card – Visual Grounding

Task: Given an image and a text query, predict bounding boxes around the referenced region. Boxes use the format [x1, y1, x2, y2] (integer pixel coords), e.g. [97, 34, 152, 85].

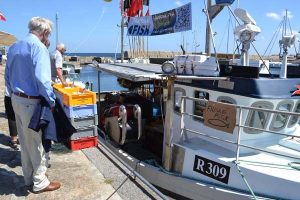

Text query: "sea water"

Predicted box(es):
[78, 64, 126, 92]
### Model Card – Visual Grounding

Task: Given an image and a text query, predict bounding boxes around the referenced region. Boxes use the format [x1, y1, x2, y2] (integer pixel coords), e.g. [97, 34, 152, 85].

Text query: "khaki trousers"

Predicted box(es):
[11, 94, 50, 192]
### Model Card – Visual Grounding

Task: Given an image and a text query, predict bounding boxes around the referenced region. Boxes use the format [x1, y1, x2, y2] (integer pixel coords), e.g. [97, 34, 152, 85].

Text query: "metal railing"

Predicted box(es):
[179, 96, 300, 162]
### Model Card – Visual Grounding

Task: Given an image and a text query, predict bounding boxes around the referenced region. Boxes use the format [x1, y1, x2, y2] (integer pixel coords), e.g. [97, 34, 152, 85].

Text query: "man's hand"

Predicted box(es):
[62, 81, 68, 87]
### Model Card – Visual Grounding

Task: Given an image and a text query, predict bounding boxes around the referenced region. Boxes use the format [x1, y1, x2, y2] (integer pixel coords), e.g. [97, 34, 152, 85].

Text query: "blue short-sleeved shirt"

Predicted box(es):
[5, 33, 55, 106]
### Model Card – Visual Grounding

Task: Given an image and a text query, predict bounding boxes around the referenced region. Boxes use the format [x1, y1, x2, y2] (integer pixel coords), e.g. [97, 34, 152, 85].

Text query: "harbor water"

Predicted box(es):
[76, 64, 126, 92]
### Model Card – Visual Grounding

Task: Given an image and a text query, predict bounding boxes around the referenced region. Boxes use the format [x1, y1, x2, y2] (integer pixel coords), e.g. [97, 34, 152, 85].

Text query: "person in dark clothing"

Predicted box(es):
[4, 86, 19, 150]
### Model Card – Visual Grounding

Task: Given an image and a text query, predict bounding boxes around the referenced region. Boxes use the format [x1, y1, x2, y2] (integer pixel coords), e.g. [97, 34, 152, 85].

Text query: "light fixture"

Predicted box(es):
[161, 61, 175, 74]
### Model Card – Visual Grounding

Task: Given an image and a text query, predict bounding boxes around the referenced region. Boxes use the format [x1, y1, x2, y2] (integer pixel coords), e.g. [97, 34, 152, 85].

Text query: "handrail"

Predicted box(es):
[179, 96, 300, 162]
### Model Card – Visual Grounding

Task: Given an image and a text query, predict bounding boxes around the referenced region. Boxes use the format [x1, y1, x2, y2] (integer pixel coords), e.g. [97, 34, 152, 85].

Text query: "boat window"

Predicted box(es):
[288, 101, 300, 127]
[217, 96, 236, 104]
[244, 101, 274, 134]
[270, 101, 294, 131]
[174, 87, 186, 113]
[193, 91, 209, 121]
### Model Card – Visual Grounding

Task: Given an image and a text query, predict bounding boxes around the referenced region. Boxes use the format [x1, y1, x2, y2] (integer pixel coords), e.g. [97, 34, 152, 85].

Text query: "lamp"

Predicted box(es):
[161, 61, 175, 74]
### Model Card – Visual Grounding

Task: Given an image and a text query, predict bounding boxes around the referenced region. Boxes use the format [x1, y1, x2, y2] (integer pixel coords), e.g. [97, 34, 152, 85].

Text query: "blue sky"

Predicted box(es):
[1, 0, 300, 55]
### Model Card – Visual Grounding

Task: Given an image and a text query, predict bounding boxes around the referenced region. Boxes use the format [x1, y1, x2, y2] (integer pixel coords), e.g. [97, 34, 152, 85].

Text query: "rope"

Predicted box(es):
[288, 162, 300, 171]
[234, 161, 258, 200]
[263, 20, 283, 57]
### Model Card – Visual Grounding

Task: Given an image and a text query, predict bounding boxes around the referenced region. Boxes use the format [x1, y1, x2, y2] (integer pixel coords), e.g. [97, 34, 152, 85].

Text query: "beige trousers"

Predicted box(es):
[11, 94, 50, 192]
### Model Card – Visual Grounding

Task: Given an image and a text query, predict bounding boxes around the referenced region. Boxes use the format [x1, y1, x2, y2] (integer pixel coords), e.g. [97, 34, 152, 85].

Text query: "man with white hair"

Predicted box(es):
[5, 17, 61, 193]
[51, 43, 67, 86]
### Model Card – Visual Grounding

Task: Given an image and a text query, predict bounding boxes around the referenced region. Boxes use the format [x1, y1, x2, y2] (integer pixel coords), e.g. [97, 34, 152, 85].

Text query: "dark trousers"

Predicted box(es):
[4, 96, 18, 137]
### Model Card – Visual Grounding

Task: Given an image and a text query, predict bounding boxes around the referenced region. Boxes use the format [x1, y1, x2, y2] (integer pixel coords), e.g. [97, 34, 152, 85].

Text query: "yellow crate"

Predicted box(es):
[53, 84, 96, 107]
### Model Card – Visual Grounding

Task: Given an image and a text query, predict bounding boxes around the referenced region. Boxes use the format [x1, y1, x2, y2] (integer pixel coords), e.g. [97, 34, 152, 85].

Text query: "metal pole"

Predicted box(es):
[163, 77, 175, 171]
[121, 1, 124, 63]
[56, 13, 59, 46]
[235, 107, 242, 163]
[97, 70, 101, 105]
[204, 0, 212, 55]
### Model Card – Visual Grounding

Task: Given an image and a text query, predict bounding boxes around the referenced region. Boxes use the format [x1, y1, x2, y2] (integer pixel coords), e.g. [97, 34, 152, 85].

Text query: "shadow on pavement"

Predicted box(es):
[0, 168, 29, 197]
[0, 133, 10, 147]
[0, 112, 7, 119]
[0, 133, 28, 197]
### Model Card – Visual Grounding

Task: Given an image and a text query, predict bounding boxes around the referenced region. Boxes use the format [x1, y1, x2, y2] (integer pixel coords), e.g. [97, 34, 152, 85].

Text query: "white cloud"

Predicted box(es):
[266, 12, 281, 20]
[175, 0, 183, 6]
[266, 10, 294, 21]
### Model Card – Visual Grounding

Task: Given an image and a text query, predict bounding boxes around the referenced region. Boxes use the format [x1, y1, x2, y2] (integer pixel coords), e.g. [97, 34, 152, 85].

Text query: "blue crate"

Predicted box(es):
[215, 0, 235, 5]
[63, 104, 97, 118]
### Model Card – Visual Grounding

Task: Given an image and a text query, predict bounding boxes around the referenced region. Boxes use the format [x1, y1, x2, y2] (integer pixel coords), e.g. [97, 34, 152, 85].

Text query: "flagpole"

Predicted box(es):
[56, 13, 59, 46]
[121, 0, 124, 63]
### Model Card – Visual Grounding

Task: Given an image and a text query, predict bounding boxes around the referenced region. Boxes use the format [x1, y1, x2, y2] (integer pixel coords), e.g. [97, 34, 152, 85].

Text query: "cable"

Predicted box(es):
[234, 161, 258, 200]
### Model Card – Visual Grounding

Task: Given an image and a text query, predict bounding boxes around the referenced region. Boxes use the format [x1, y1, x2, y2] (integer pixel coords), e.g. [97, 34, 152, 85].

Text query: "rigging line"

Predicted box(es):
[228, 7, 239, 56]
[262, 20, 284, 57]
[203, 0, 220, 71]
[66, 8, 106, 56]
[216, 15, 229, 52]
[226, 12, 232, 54]
[234, 161, 258, 200]
[267, 27, 280, 58]
[114, 26, 121, 62]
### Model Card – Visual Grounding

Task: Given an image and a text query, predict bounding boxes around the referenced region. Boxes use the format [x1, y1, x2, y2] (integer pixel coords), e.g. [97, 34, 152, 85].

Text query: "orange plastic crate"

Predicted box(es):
[69, 136, 98, 151]
[53, 84, 96, 106]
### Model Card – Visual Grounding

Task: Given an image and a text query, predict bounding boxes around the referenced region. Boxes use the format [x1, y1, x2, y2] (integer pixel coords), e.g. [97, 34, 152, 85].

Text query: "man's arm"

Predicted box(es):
[56, 67, 67, 86]
[34, 45, 56, 107]
[55, 53, 68, 86]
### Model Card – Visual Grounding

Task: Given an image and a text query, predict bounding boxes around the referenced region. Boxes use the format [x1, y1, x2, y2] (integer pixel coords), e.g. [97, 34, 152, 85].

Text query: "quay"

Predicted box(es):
[0, 66, 163, 200]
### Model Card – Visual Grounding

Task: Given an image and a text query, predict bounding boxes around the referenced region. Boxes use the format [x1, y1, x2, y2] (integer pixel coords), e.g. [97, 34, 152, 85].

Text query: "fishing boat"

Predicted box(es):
[95, 1, 300, 199]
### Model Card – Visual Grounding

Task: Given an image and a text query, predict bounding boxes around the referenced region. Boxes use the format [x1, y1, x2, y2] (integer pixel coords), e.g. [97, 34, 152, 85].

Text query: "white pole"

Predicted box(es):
[56, 13, 59, 46]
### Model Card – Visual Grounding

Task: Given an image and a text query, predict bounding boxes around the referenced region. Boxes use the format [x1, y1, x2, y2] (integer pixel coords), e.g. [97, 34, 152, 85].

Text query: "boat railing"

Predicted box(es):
[179, 96, 300, 162]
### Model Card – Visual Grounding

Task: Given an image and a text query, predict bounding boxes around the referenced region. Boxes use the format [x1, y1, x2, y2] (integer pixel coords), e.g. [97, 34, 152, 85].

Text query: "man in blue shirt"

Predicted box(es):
[5, 17, 60, 193]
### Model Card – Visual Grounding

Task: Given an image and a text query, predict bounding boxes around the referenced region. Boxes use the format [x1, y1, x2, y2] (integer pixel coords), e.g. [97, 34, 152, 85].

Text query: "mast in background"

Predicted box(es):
[56, 13, 59, 46]
[121, 3, 124, 63]
[204, 0, 234, 55]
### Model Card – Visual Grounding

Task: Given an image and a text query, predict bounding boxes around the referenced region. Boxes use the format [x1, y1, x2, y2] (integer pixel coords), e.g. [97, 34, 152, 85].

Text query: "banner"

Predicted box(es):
[127, 3, 192, 36]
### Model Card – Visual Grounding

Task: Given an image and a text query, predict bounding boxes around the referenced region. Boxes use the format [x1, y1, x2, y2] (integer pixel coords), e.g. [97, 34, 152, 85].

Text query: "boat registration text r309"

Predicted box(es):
[193, 155, 230, 184]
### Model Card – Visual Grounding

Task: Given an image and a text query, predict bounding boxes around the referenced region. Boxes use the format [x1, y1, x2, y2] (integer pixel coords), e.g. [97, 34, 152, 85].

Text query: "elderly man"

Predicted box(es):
[5, 17, 61, 193]
[51, 43, 68, 86]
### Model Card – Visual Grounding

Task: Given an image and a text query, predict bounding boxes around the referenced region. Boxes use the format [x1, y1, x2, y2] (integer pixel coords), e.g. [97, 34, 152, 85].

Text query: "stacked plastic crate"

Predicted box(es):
[53, 84, 98, 150]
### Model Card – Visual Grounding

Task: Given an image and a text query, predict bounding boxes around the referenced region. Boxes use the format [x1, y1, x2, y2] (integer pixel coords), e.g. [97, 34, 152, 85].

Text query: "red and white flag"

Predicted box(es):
[0, 12, 6, 21]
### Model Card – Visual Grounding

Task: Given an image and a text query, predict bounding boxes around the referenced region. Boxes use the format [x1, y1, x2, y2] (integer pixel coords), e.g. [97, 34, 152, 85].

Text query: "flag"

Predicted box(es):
[0, 12, 6, 21]
[127, 0, 143, 17]
[145, 8, 150, 16]
[143, 0, 149, 6]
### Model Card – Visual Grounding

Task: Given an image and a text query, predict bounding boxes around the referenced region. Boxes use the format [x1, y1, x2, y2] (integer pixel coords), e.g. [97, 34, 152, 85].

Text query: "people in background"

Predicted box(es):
[0, 51, 2, 65]
[4, 86, 19, 150]
[5, 16, 60, 193]
[51, 43, 68, 86]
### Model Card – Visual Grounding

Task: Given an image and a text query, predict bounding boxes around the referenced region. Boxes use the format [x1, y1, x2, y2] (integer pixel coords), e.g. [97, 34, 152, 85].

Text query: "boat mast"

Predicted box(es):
[204, 0, 212, 55]
[56, 13, 59, 46]
[121, 4, 125, 63]
[204, 0, 225, 56]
